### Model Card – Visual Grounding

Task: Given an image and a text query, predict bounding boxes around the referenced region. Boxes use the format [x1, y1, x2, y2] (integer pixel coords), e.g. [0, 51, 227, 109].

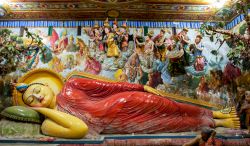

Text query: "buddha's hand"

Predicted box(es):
[31, 107, 88, 139]
[144, 85, 162, 96]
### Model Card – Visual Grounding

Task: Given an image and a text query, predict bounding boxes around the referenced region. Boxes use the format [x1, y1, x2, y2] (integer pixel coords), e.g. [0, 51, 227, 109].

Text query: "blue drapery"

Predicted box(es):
[0, 20, 213, 29]
[0, 10, 248, 29]
[0, 20, 212, 29]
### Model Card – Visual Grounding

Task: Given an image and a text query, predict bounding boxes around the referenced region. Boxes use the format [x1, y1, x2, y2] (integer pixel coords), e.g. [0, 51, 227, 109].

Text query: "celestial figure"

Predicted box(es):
[117, 21, 129, 52]
[62, 55, 75, 69]
[177, 28, 190, 48]
[177, 28, 190, 66]
[76, 38, 88, 57]
[49, 29, 59, 51]
[153, 29, 167, 62]
[58, 30, 69, 52]
[93, 22, 104, 52]
[184, 34, 208, 77]
[124, 53, 143, 83]
[49, 29, 68, 54]
[189, 35, 206, 71]
[166, 37, 186, 77]
[84, 55, 102, 75]
[48, 56, 64, 73]
[66, 35, 78, 52]
[134, 28, 145, 54]
[136, 31, 155, 69]
[111, 18, 119, 34]
[103, 18, 120, 58]
[84, 26, 96, 51]
[13, 69, 240, 138]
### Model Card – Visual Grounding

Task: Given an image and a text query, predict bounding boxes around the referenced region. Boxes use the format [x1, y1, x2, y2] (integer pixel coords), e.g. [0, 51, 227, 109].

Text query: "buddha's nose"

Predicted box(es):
[33, 94, 43, 100]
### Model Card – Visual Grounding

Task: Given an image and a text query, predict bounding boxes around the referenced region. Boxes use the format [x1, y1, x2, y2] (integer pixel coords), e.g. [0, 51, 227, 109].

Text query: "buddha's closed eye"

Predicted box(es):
[33, 86, 41, 94]
[25, 95, 34, 105]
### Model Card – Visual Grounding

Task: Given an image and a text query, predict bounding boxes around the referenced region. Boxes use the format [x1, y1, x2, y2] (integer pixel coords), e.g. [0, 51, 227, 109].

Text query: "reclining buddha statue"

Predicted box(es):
[12, 68, 239, 139]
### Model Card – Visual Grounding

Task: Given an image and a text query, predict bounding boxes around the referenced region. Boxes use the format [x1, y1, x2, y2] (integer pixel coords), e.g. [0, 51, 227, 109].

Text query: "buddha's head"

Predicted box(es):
[16, 83, 55, 108]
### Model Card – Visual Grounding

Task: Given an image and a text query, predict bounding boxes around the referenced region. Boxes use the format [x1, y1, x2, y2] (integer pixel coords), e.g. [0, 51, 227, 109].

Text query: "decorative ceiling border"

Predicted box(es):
[8, 2, 213, 13]
[0, 10, 246, 29]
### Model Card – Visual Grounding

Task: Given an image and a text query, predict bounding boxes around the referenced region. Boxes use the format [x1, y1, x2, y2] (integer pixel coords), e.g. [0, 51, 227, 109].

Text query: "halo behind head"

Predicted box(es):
[13, 68, 65, 106]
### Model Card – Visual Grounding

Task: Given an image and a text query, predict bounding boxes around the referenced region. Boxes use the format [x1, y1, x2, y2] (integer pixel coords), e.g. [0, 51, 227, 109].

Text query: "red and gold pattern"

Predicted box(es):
[1, 0, 237, 21]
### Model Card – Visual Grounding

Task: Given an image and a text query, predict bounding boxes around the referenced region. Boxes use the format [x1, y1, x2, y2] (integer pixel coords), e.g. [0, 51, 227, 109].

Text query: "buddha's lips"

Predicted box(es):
[39, 97, 44, 102]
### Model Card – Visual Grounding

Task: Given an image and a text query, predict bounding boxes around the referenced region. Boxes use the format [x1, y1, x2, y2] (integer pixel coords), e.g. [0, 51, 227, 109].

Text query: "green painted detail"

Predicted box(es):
[1, 106, 41, 123]
[0, 119, 42, 138]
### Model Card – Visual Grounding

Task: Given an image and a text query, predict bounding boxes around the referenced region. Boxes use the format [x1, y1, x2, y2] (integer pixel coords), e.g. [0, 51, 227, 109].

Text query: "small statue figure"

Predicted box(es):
[178, 28, 190, 66]
[124, 53, 143, 83]
[239, 91, 250, 129]
[76, 38, 88, 57]
[93, 22, 104, 52]
[189, 35, 206, 71]
[57, 30, 69, 53]
[166, 36, 186, 77]
[111, 18, 119, 34]
[183, 127, 222, 146]
[136, 31, 155, 69]
[49, 29, 68, 54]
[84, 26, 96, 51]
[66, 35, 78, 52]
[103, 19, 120, 58]
[84, 54, 102, 75]
[134, 28, 145, 54]
[153, 29, 166, 61]
[117, 21, 129, 52]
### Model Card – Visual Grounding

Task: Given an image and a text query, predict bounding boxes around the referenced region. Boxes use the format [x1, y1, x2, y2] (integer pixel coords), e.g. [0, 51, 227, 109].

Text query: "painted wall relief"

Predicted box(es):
[0, 20, 249, 110]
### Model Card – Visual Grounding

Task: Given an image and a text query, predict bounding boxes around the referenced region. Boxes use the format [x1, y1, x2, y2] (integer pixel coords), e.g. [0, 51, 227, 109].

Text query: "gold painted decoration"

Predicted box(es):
[106, 9, 120, 18]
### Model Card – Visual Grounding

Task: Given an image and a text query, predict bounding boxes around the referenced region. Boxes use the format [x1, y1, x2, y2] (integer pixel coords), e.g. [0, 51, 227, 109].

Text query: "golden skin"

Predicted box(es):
[23, 84, 88, 139]
[23, 84, 55, 108]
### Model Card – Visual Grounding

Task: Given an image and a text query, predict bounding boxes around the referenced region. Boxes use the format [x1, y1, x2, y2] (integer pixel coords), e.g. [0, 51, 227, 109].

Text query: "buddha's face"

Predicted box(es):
[23, 84, 54, 107]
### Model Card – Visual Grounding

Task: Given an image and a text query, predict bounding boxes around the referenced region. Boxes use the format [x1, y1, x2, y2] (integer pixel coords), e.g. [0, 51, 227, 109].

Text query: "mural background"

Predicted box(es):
[4, 27, 231, 76]
[0, 22, 246, 109]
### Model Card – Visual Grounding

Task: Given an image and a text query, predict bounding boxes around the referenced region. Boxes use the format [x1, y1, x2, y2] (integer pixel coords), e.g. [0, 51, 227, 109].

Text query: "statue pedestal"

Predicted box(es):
[1, 133, 250, 146]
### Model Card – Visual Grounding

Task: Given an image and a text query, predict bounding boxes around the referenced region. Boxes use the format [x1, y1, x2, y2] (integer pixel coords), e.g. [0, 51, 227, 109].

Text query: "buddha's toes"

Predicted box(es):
[213, 107, 238, 119]
[222, 118, 241, 129]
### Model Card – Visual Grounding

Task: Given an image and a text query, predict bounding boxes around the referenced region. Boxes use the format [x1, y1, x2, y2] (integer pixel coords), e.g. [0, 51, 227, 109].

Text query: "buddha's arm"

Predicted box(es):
[32, 107, 88, 139]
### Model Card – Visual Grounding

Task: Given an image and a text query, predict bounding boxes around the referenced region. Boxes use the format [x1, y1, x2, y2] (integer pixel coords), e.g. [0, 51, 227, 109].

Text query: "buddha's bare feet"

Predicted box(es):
[213, 107, 237, 119]
[215, 118, 240, 129]
[213, 107, 240, 129]
[221, 118, 240, 129]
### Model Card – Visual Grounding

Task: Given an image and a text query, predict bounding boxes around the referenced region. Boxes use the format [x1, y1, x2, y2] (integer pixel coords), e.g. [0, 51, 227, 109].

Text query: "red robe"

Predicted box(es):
[57, 77, 215, 136]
